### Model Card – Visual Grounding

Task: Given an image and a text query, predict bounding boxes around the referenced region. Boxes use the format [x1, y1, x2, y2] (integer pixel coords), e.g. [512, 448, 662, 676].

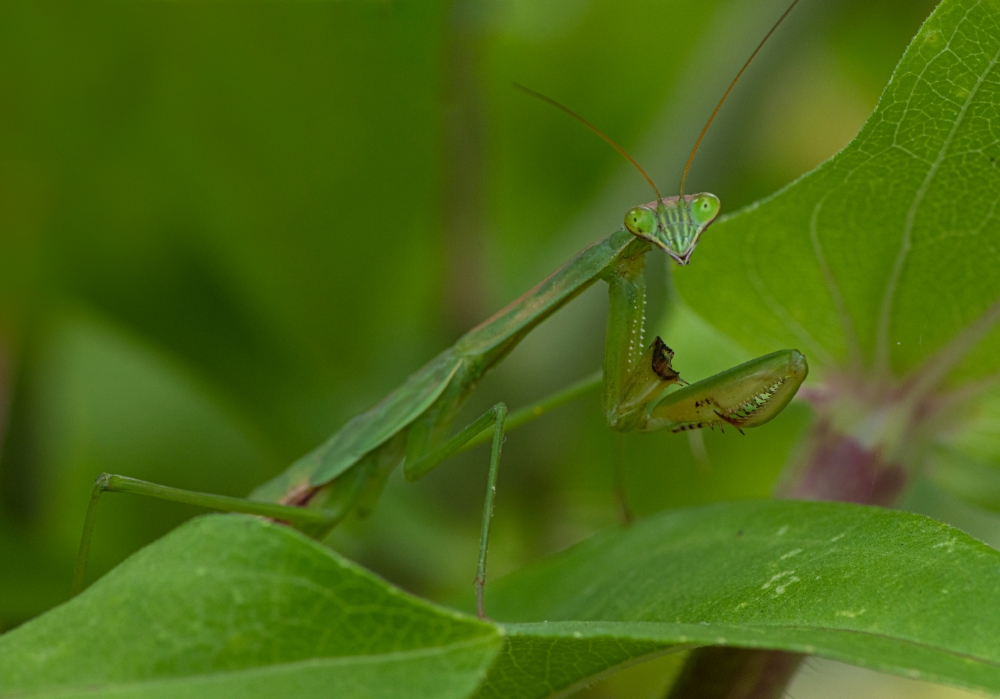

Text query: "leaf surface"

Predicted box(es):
[478, 500, 1000, 698]
[8, 503, 1000, 698]
[0, 515, 500, 699]
[676, 0, 1000, 383]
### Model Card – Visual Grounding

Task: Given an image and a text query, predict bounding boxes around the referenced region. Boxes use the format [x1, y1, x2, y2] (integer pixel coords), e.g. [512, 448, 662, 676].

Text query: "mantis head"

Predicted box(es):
[516, 0, 797, 267]
[624, 193, 721, 265]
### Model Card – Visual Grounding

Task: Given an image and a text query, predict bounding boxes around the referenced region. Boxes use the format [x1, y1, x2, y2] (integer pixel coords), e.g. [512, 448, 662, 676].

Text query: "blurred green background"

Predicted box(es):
[0, 0, 961, 695]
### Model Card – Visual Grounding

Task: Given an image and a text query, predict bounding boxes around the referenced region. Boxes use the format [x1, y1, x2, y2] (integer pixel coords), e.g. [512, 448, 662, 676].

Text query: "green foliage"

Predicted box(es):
[485, 500, 1000, 697]
[0, 515, 502, 698]
[676, 0, 1000, 517]
[677, 0, 1000, 382]
[6, 503, 1000, 698]
[3, 0, 999, 696]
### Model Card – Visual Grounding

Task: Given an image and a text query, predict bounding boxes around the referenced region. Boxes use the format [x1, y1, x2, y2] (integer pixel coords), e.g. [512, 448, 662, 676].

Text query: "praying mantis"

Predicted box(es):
[71, 0, 807, 619]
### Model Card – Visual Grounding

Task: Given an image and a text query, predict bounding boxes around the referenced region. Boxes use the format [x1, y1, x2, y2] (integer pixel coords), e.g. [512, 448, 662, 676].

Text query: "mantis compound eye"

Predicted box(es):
[690, 193, 721, 226]
[624, 206, 656, 238]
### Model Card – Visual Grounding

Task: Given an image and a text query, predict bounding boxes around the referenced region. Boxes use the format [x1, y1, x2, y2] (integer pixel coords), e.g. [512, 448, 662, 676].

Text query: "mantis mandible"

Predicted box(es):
[72, 0, 806, 618]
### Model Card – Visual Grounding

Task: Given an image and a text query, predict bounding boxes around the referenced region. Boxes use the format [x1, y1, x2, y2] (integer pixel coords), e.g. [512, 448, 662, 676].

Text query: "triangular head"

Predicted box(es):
[518, 0, 799, 268]
[624, 193, 721, 265]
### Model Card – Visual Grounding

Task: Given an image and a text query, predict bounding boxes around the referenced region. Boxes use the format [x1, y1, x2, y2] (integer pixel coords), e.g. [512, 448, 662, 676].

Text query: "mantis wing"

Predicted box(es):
[250, 350, 464, 502]
[457, 231, 635, 359]
[252, 231, 638, 503]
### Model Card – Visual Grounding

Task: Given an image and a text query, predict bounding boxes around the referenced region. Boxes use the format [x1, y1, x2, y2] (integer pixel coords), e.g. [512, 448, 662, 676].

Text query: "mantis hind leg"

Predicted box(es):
[404, 402, 508, 619]
[70, 471, 365, 597]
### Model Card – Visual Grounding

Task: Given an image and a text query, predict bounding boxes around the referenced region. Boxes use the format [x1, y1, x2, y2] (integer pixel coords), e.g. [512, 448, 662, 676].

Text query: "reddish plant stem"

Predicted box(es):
[778, 415, 908, 505]
[665, 648, 803, 699]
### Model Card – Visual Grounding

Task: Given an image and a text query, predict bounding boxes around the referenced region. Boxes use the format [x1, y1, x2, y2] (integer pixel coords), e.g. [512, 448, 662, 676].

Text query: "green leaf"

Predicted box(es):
[478, 500, 1000, 698]
[676, 0, 1000, 384]
[7, 502, 1000, 697]
[0, 515, 501, 699]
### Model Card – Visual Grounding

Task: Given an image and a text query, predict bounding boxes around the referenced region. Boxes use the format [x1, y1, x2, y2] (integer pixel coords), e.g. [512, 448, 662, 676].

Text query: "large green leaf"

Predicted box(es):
[676, 0, 1000, 384]
[480, 500, 1000, 698]
[7, 503, 1000, 697]
[0, 515, 501, 699]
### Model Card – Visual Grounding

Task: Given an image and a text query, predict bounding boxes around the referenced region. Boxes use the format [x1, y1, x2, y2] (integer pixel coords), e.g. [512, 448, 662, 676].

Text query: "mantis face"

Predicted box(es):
[624, 193, 721, 265]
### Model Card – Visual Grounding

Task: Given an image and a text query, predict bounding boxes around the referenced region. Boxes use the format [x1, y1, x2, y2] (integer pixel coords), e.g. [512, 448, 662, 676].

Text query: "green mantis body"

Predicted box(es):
[72, 194, 807, 617]
[72, 2, 807, 618]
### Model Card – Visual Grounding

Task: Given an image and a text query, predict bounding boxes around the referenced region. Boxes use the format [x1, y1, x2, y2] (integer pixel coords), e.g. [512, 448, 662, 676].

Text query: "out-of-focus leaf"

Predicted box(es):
[27, 316, 275, 577]
[676, 0, 1000, 384]
[927, 386, 1000, 510]
[0, 2, 449, 452]
[0, 522, 65, 632]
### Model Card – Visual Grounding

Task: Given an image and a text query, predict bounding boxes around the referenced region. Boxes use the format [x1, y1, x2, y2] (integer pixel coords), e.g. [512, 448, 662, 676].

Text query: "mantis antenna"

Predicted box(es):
[678, 0, 801, 196]
[515, 0, 801, 201]
[513, 83, 663, 203]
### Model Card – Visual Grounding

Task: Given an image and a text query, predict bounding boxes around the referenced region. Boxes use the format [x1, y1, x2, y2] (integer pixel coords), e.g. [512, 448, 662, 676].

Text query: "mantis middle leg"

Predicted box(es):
[403, 401, 508, 619]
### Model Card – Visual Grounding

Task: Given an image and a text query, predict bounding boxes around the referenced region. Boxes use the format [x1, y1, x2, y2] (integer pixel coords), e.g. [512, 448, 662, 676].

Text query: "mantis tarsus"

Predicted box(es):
[72, 0, 806, 619]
